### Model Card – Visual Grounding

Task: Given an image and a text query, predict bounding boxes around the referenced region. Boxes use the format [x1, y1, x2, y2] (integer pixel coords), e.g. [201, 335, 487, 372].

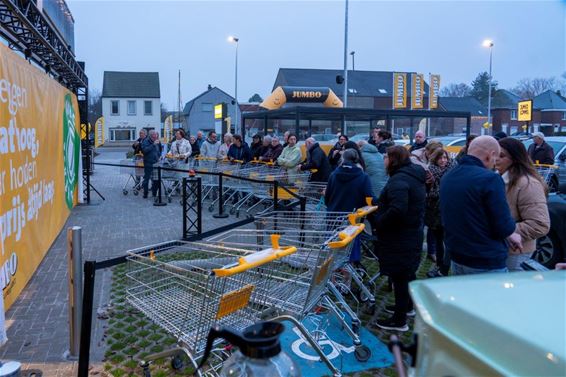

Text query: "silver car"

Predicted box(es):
[523, 136, 566, 193]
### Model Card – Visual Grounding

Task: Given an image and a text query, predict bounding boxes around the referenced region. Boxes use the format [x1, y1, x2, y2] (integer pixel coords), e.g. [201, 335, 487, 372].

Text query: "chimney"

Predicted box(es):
[557, 90, 562, 97]
[207, 84, 212, 90]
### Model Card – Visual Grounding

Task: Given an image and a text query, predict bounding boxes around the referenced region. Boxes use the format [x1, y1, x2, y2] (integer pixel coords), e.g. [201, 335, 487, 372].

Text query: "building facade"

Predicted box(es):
[102, 71, 161, 142]
[182, 86, 239, 136]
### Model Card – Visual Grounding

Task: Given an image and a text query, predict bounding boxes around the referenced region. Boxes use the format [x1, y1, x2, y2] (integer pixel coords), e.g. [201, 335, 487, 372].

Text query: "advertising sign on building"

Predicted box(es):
[163, 115, 173, 142]
[0, 42, 81, 311]
[411, 73, 425, 109]
[429, 74, 441, 109]
[392, 73, 407, 109]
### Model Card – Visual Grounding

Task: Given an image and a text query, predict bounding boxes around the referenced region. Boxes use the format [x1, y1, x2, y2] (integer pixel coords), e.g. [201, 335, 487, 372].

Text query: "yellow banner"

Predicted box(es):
[411, 73, 424, 109]
[94, 117, 105, 147]
[393, 73, 407, 109]
[429, 74, 441, 109]
[0, 43, 81, 310]
[518, 100, 532, 122]
[164, 115, 173, 142]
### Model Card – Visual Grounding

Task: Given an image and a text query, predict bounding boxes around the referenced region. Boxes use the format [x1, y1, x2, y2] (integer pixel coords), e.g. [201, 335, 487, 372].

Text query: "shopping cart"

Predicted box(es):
[153, 157, 191, 203]
[534, 163, 559, 191]
[205, 219, 374, 362]
[127, 236, 302, 376]
[120, 155, 144, 195]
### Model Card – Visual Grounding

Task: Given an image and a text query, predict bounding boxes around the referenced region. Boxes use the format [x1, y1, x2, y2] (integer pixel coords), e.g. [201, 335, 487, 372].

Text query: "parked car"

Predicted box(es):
[532, 193, 566, 268]
[522, 136, 566, 193]
[310, 133, 338, 143]
[429, 136, 467, 147]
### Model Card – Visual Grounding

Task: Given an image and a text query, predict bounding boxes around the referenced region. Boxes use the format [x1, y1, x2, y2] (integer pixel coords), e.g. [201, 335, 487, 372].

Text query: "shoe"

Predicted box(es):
[384, 305, 415, 317]
[374, 317, 409, 332]
[143, 193, 148, 199]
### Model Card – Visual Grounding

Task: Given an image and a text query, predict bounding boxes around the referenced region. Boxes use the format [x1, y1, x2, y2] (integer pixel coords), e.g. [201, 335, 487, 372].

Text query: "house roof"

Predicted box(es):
[273, 68, 430, 97]
[102, 71, 160, 98]
[489, 89, 520, 109]
[533, 90, 566, 111]
[182, 86, 234, 115]
[439, 97, 487, 116]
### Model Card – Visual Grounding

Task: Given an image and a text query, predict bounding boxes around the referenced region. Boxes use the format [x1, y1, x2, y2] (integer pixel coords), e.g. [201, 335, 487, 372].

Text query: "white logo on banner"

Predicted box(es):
[290, 327, 355, 361]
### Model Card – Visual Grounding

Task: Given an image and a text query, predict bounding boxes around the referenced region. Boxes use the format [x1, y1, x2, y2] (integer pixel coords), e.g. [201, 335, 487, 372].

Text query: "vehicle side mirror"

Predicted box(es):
[560, 153, 566, 162]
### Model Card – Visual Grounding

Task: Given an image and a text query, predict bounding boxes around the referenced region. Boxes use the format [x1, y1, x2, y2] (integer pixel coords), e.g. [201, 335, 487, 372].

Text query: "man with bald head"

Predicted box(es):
[440, 135, 522, 275]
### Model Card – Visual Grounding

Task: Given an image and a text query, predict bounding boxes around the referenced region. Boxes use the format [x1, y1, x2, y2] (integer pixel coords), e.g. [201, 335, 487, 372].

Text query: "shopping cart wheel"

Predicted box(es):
[229, 208, 236, 215]
[236, 210, 240, 218]
[168, 197, 172, 203]
[133, 190, 139, 196]
[122, 189, 128, 195]
[363, 302, 376, 315]
[355, 345, 371, 362]
[170, 355, 184, 370]
[208, 205, 214, 212]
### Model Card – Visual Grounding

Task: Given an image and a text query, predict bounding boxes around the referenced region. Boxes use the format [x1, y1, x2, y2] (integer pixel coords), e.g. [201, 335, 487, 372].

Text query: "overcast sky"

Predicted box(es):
[68, 0, 566, 109]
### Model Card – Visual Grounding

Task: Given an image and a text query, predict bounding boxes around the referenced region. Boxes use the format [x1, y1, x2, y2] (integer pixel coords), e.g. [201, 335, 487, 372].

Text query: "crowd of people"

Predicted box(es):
[322, 128, 554, 332]
[131, 128, 555, 322]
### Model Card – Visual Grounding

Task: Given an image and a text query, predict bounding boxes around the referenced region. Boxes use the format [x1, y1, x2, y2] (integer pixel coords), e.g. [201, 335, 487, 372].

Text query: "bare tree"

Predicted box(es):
[512, 77, 558, 99]
[88, 89, 102, 124]
[440, 83, 472, 97]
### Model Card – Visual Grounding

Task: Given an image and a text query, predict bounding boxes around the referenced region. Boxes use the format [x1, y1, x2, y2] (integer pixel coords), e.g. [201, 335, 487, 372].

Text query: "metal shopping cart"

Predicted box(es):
[127, 236, 307, 376]
[120, 155, 144, 195]
[534, 163, 559, 192]
[205, 219, 374, 362]
[153, 157, 192, 203]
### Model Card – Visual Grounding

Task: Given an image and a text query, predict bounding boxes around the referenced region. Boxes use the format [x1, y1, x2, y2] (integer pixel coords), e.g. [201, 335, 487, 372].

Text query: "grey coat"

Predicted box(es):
[360, 143, 387, 197]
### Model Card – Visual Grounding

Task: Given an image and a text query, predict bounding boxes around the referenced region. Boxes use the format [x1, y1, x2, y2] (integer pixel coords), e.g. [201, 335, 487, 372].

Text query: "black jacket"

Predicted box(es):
[132, 137, 145, 155]
[141, 138, 162, 165]
[410, 139, 428, 152]
[376, 139, 395, 154]
[327, 143, 343, 170]
[528, 141, 555, 165]
[227, 143, 252, 163]
[374, 162, 426, 274]
[189, 141, 200, 157]
[300, 143, 331, 182]
[325, 163, 376, 213]
[250, 142, 264, 160]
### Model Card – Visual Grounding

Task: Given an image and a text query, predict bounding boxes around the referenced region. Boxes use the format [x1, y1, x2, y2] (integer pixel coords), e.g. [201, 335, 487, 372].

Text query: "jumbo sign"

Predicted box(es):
[260, 86, 343, 110]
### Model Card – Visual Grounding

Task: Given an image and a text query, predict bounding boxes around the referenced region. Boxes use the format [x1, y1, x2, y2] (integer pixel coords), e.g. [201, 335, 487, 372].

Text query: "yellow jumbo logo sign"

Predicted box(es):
[291, 91, 322, 99]
[0, 42, 80, 310]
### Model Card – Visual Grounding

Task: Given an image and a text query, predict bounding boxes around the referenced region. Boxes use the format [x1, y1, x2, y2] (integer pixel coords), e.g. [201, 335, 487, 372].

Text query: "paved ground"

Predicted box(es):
[1, 148, 237, 376]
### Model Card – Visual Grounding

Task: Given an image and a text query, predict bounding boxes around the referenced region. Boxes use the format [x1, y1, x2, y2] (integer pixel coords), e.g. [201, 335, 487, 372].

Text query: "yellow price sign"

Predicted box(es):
[518, 100, 532, 122]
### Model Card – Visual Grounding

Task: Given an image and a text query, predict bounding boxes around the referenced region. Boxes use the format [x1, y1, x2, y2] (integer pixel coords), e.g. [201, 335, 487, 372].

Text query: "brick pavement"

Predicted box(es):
[0, 148, 238, 376]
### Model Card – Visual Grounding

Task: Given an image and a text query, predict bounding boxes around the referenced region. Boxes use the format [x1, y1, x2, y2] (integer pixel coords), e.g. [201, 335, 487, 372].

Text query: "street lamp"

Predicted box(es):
[350, 51, 355, 71]
[228, 36, 239, 134]
[483, 39, 494, 134]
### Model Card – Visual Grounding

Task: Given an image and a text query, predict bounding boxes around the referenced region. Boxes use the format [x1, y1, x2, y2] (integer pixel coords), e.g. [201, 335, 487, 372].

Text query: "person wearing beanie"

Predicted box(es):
[493, 131, 507, 140]
[528, 132, 554, 165]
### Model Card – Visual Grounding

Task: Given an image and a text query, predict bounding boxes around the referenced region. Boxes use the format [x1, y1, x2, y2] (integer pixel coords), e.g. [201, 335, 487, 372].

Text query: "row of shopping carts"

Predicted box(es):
[126, 204, 379, 377]
[119, 156, 330, 211]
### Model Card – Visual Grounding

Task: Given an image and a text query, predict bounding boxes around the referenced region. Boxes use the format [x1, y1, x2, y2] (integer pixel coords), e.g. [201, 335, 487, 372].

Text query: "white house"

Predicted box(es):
[101, 71, 160, 142]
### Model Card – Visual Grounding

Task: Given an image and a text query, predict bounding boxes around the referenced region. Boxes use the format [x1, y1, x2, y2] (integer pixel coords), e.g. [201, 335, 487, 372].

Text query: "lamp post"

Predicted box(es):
[342, 0, 349, 108]
[350, 51, 355, 71]
[483, 39, 494, 134]
[228, 36, 239, 134]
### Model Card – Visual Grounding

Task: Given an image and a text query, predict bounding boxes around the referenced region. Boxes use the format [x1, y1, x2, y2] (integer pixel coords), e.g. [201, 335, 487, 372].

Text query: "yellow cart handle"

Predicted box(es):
[213, 234, 297, 277]
[534, 163, 559, 169]
[327, 223, 365, 249]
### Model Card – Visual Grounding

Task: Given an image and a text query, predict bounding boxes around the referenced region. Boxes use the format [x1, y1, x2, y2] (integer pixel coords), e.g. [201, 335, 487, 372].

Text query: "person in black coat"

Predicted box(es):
[528, 132, 555, 165]
[328, 134, 349, 170]
[141, 130, 163, 198]
[250, 134, 264, 160]
[373, 145, 426, 332]
[189, 135, 200, 157]
[299, 138, 331, 182]
[227, 134, 252, 163]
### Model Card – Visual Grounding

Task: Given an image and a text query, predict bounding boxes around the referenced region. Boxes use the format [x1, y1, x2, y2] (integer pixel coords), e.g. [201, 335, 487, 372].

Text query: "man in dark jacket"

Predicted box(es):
[227, 134, 252, 163]
[299, 138, 331, 182]
[250, 134, 264, 160]
[141, 130, 163, 198]
[440, 135, 523, 275]
[528, 132, 555, 165]
[409, 130, 428, 152]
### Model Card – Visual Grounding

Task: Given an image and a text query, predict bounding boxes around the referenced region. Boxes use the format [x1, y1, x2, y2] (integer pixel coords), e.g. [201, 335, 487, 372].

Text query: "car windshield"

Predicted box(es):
[522, 140, 566, 157]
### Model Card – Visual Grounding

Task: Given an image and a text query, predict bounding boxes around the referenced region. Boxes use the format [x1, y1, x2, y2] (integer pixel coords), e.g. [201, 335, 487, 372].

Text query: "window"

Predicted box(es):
[127, 100, 136, 115]
[111, 100, 119, 115]
[562, 112, 566, 120]
[201, 103, 213, 112]
[510, 110, 517, 120]
[144, 101, 152, 115]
